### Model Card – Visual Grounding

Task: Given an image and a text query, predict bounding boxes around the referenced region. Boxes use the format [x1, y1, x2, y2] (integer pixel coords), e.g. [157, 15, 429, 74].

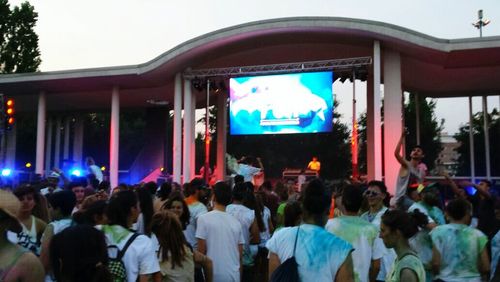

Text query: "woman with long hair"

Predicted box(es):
[50, 224, 111, 282]
[151, 210, 212, 282]
[135, 187, 154, 236]
[380, 210, 427, 282]
[162, 192, 190, 230]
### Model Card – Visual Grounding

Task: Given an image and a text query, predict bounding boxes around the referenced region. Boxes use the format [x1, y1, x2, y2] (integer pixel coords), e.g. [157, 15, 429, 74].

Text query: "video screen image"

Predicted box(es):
[229, 71, 334, 135]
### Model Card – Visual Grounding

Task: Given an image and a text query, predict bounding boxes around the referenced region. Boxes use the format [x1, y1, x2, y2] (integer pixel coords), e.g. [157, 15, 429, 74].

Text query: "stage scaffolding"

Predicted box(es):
[182, 57, 372, 79]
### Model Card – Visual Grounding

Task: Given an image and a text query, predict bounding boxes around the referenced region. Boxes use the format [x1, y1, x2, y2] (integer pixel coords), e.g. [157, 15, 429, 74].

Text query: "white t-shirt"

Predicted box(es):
[266, 224, 353, 282]
[260, 206, 272, 246]
[196, 210, 244, 282]
[361, 207, 397, 281]
[226, 204, 255, 247]
[40, 186, 62, 196]
[237, 164, 261, 182]
[430, 223, 487, 282]
[88, 164, 103, 183]
[184, 201, 207, 249]
[491, 230, 500, 280]
[408, 202, 446, 225]
[99, 225, 160, 282]
[325, 216, 384, 282]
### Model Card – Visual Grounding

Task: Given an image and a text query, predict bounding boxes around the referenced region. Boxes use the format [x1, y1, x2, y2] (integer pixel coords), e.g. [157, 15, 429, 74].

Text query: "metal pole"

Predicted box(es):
[204, 79, 211, 183]
[351, 70, 358, 179]
[469, 97, 476, 183]
[483, 96, 491, 178]
[415, 93, 421, 145]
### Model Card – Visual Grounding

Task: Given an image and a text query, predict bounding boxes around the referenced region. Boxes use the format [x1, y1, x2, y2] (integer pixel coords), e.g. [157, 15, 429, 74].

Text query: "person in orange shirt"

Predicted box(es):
[307, 156, 321, 174]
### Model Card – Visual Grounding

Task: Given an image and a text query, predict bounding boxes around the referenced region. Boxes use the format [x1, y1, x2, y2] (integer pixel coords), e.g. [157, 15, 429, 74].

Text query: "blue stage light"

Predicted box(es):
[1, 169, 12, 177]
[71, 169, 81, 177]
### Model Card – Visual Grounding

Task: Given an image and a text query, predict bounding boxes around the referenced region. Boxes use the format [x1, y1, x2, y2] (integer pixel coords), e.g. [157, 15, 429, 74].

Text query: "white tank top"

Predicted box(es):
[21, 216, 38, 243]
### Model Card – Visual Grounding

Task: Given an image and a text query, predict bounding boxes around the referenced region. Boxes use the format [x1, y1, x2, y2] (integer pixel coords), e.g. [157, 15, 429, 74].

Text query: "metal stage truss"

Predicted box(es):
[183, 57, 372, 79]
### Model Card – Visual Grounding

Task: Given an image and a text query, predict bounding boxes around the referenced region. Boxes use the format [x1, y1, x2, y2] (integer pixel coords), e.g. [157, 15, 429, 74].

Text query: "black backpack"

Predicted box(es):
[107, 233, 140, 282]
[270, 227, 300, 282]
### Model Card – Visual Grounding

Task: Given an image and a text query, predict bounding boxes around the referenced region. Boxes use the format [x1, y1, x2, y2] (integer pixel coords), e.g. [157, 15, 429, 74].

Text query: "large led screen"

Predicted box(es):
[229, 71, 333, 135]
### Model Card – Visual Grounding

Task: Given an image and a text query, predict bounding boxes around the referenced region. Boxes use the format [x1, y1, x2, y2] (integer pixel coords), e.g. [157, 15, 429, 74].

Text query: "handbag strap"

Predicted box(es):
[293, 226, 300, 256]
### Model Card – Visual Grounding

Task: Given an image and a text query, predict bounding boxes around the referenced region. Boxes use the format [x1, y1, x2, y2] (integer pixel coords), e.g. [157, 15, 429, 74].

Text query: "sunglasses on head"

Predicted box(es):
[363, 190, 380, 197]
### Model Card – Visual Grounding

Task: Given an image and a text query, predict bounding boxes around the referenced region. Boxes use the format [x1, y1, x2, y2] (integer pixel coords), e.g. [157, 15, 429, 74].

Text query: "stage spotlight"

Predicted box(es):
[1, 169, 12, 177]
[25, 162, 32, 168]
[70, 169, 81, 177]
[101, 166, 106, 171]
[192, 77, 205, 92]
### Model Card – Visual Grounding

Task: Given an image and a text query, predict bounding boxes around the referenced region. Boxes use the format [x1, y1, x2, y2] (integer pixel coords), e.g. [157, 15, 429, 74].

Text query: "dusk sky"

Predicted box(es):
[7, 0, 500, 134]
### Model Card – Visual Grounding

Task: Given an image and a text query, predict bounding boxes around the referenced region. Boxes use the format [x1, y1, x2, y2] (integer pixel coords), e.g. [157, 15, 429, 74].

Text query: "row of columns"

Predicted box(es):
[367, 40, 495, 195]
[173, 75, 228, 184]
[34, 77, 227, 189]
[35, 91, 118, 186]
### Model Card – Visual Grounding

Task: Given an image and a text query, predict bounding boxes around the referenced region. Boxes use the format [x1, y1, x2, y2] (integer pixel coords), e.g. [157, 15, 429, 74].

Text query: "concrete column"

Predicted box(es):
[173, 74, 183, 183]
[72, 115, 84, 168]
[5, 125, 17, 170]
[182, 79, 193, 184]
[35, 92, 46, 176]
[54, 117, 62, 169]
[110, 87, 120, 188]
[216, 89, 228, 181]
[63, 116, 71, 162]
[45, 118, 53, 175]
[366, 40, 383, 181]
[383, 50, 403, 197]
[483, 96, 491, 178]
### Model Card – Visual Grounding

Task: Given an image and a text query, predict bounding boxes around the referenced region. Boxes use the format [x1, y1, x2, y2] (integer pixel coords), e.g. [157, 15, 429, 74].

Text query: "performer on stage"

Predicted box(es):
[237, 156, 264, 185]
[307, 156, 321, 174]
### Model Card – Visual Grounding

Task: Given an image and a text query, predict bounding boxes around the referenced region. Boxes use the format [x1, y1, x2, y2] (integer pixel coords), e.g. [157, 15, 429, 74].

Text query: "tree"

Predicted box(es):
[454, 108, 499, 177]
[358, 94, 443, 174]
[0, 0, 41, 73]
[1, 1, 41, 169]
[404, 95, 443, 172]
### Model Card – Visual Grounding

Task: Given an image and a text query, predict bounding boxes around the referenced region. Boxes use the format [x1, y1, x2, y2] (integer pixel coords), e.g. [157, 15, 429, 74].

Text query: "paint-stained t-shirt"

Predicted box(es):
[430, 223, 488, 282]
[266, 224, 353, 282]
[386, 253, 425, 282]
[325, 216, 384, 282]
[408, 202, 445, 225]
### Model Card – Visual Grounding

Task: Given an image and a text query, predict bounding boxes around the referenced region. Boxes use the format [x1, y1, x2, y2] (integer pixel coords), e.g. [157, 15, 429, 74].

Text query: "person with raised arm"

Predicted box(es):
[392, 130, 427, 210]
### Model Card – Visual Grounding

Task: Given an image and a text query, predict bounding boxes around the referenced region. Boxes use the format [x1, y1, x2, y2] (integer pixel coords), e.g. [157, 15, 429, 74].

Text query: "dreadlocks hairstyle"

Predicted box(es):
[151, 210, 188, 269]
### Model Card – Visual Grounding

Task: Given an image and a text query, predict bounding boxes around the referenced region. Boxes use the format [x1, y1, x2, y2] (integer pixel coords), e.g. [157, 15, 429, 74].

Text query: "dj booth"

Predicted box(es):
[282, 169, 318, 181]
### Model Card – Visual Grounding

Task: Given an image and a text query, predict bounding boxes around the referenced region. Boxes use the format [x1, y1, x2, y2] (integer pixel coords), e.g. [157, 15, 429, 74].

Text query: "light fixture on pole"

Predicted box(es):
[473, 9, 490, 38]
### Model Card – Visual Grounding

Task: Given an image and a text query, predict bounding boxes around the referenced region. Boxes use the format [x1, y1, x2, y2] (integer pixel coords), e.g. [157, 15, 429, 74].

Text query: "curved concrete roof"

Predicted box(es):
[1, 17, 500, 111]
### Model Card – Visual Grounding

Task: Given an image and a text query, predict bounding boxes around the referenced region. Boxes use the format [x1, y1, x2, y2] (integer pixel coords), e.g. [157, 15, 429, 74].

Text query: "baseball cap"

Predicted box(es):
[48, 171, 60, 178]
[0, 190, 22, 232]
[417, 182, 439, 194]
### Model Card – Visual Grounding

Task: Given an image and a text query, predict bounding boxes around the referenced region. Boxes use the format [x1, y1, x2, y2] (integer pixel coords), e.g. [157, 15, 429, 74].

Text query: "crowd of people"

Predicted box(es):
[0, 140, 499, 282]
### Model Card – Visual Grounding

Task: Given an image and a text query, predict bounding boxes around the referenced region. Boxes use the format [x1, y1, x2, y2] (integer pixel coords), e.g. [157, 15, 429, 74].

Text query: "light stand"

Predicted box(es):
[204, 79, 211, 184]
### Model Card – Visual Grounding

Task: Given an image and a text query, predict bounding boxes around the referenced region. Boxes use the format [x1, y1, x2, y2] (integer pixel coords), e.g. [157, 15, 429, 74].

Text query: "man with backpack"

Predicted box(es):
[98, 190, 160, 282]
